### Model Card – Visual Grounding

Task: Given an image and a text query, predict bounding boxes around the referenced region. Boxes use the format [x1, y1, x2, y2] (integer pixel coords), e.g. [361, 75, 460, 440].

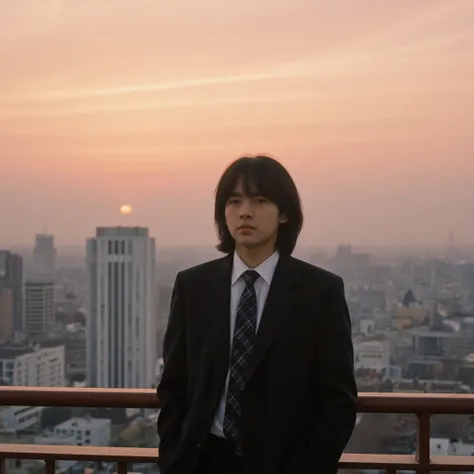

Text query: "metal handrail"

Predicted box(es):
[2, 387, 474, 473]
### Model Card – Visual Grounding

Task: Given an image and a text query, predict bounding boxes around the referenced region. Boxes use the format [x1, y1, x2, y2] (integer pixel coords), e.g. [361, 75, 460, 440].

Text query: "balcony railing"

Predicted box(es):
[2, 387, 474, 473]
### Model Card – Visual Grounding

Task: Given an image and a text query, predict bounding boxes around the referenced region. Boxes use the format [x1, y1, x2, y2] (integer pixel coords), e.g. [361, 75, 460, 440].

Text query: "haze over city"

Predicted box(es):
[1, 0, 474, 248]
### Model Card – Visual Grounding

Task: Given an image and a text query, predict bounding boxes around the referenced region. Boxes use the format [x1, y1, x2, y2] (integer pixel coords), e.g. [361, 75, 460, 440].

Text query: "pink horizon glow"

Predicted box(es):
[1, 0, 473, 247]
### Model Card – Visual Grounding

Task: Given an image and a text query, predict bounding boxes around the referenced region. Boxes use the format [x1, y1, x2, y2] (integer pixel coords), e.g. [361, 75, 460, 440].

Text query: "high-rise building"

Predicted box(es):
[0, 251, 24, 333]
[0, 288, 14, 341]
[86, 226, 156, 389]
[33, 234, 57, 279]
[24, 280, 55, 336]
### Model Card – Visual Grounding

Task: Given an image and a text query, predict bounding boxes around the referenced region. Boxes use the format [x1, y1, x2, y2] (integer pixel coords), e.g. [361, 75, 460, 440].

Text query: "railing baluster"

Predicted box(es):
[386, 469, 397, 474]
[117, 461, 128, 474]
[0, 457, 5, 474]
[44, 459, 56, 474]
[416, 413, 430, 474]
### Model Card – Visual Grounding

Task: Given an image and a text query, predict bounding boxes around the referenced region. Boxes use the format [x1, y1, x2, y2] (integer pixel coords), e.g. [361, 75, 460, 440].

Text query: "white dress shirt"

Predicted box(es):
[209, 250, 280, 438]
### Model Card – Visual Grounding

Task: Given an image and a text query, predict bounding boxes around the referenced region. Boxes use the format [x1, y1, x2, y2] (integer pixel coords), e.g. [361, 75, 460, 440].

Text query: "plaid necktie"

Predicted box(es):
[223, 269, 260, 455]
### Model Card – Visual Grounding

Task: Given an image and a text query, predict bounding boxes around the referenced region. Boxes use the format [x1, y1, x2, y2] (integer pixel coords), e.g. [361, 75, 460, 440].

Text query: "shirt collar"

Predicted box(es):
[231, 250, 280, 286]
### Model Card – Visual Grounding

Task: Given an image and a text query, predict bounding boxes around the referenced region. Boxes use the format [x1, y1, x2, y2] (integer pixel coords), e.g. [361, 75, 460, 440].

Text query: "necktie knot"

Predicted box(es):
[242, 270, 259, 287]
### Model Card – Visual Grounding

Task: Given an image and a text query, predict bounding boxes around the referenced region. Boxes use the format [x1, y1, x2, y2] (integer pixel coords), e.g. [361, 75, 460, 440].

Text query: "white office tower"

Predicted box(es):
[86, 227, 156, 389]
[33, 234, 57, 279]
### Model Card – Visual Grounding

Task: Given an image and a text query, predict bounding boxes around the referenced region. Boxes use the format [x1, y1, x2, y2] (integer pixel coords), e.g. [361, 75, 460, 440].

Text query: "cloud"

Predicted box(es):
[1, 0, 471, 108]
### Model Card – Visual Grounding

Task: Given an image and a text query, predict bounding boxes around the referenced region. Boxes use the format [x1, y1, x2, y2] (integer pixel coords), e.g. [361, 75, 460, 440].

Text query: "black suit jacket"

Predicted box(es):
[157, 253, 357, 474]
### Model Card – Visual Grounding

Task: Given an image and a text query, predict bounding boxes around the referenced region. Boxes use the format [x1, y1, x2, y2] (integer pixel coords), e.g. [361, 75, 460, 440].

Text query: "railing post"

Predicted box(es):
[45, 459, 56, 474]
[117, 461, 128, 474]
[416, 413, 430, 474]
[0, 457, 5, 474]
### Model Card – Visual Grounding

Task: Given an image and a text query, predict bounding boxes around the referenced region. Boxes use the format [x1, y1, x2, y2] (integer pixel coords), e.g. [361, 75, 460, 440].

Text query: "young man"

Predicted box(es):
[157, 155, 357, 474]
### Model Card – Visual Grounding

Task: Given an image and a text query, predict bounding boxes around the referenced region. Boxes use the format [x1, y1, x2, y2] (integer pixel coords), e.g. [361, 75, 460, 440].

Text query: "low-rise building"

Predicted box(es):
[52, 416, 111, 447]
[355, 339, 391, 372]
[0, 344, 65, 431]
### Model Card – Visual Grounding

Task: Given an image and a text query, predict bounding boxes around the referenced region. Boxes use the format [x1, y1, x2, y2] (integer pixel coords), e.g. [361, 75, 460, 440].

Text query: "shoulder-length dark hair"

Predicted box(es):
[214, 155, 303, 255]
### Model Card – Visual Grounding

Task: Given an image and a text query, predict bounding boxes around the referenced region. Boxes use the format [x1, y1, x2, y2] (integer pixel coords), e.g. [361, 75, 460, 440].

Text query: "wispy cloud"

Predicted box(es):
[2, 1, 471, 107]
[9, 72, 301, 102]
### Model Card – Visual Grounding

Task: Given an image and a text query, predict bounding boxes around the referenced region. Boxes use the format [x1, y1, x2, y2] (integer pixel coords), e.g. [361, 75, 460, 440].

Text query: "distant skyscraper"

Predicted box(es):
[0, 251, 24, 333]
[24, 280, 55, 337]
[86, 226, 156, 389]
[33, 234, 57, 279]
[0, 288, 14, 341]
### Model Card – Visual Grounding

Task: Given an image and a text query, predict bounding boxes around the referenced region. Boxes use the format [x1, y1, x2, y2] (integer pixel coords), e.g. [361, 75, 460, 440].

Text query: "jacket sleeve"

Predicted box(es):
[157, 271, 188, 468]
[285, 276, 358, 473]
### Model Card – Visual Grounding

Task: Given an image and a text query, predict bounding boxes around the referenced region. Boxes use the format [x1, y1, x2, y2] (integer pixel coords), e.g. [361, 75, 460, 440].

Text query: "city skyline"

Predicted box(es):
[1, 224, 472, 253]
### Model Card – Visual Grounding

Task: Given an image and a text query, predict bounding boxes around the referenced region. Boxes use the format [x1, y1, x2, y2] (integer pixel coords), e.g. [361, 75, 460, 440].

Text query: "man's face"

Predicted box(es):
[224, 179, 287, 251]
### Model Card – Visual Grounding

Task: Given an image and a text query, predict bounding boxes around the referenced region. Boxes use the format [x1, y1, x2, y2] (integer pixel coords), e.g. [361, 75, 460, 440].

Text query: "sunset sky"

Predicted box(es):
[1, 0, 473, 248]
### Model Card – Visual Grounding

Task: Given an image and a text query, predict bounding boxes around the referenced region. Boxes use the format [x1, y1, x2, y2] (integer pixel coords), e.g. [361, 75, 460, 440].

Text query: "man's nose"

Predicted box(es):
[239, 200, 253, 218]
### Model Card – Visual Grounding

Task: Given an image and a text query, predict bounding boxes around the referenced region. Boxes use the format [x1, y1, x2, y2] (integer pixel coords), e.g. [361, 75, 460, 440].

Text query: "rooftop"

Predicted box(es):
[408, 328, 460, 338]
[95, 226, 149, 238]
[55, 417, 110, 430]
[0, 345, 34, 359]
[25, 278, 55, 286]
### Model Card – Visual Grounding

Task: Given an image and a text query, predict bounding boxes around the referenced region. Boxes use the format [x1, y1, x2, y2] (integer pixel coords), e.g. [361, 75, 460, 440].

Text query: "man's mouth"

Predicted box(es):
[237, 225, 256, 230]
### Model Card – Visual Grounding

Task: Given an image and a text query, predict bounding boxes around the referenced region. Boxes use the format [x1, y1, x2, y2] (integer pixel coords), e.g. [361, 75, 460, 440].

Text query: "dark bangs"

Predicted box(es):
[216, 157, 286, 205]
[214, 155, 303, 255]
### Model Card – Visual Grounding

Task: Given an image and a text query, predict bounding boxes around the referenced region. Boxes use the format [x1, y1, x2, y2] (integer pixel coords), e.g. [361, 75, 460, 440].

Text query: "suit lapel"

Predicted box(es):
[246, 255, 300, 380]
[209, 253, 233, 388]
